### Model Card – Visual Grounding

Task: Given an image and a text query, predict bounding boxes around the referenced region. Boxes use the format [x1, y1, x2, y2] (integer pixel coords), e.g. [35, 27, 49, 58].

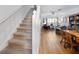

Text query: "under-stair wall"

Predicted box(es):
[0, 5, 33, 51]
[32, 5, 41, 54]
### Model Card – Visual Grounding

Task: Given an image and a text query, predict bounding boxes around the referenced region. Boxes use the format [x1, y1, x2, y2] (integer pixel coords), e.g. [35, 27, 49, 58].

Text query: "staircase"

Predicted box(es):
[0, 16, 32, 54]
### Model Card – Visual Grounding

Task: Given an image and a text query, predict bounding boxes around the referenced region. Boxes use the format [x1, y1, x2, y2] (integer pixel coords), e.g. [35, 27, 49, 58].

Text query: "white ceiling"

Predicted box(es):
[40, 5, 79, 18]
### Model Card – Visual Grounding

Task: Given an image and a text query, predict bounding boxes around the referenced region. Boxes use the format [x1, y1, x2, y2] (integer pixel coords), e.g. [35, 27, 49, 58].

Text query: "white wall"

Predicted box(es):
[32, 6, 41, 54]
[0, 5, 21, 23]
[0, 5, 33, 51]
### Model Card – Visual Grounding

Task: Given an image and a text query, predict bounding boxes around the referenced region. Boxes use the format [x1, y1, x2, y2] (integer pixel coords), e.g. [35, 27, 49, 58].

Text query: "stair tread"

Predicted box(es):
[20, 23, 32, 24]
[14, 36, 32, 39]
[9, 38, 32, 44]
[21, 20, 32, 22]
[12, 38, 32, 40]
[22, 21, 32, 24]
[23, 18, 32, 20]
[20, 23, 32, 25]
[0, 46, 32, 54]
[9, 43, 32, 50]
[17, 28, 32, 32]
[14, 32, 32, 36]
[22, 21, 32, 23]
[22, 20, 32, 23]
[10, 38, 31, 42]
[24, 17, 31, 18]
[1, 50, 32, 54]
[20, 24, 32, 28]
[9, 39, 32, 49]
[9, 39, 32, 48]
[17, 27, 32, 30]
[23, 18, 31, 19]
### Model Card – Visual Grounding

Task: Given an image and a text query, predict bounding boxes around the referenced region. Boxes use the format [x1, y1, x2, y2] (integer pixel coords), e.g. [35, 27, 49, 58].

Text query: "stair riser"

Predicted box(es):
[22, 23, 32, 25]
[0, 48, 32, 54]
[22, 21, 32, 25]
[20, 25, 32, 28]
[20, 25, 32, 29]
[20, 23, 32, 25]
[14, 34, 32, 37]
[5, 49, 32, 54]
[20, 24, 32, 27]
[22, 19, 32, 21]
[17, 29, 31, 32]
[20, 25, 32, 27]
[17, 30, 32, 33]
[24, 17, 32, 19]
[24, 18, 32, 20]
[22, 20, 32, 23]
[20, 24, 32, 26]
[21, 24, 32, 27]
[25, 18, 32, 19]
[17, 28, 32, 30]
[14, 32, 32, 37]
[21, 22, 32, 25]
[14, 37, 32, 40]
[16, 39, 32, 41]
[13, 38, 32, 41]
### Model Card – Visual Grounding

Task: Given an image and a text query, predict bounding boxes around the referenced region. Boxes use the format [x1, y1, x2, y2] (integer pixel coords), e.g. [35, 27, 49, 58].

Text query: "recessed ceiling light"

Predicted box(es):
[51, 11, 55, 14]
[57, 9, 62, 11]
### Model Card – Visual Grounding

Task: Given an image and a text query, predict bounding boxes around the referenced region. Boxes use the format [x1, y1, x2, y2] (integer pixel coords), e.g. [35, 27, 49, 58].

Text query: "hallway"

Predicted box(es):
[39, 29, 76, 54]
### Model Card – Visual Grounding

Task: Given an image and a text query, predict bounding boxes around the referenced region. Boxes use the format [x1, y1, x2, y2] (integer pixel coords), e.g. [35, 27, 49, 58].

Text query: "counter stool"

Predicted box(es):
[60, 31, 71, 49]
[71, 36, 79, 51]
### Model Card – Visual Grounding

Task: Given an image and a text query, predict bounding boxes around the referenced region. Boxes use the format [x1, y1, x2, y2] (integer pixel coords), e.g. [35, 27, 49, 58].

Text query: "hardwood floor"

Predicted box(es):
[39, 29, 76, 54]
